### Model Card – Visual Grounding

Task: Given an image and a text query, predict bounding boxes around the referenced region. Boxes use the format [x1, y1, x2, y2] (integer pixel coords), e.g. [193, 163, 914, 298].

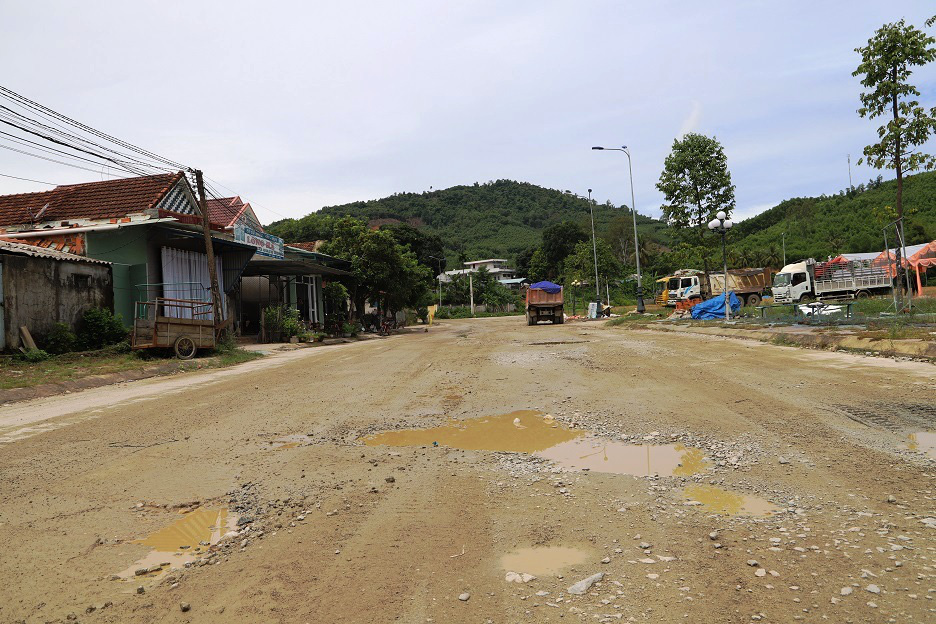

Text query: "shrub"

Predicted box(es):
[43, 323, 77, 354]
[21, 348, 50, 362]
[78, 307, 128, 350]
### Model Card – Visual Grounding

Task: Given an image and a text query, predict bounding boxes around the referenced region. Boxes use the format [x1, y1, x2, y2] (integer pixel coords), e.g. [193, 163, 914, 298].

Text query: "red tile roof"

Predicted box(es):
[288, 241, 324, 252]
[205, 196, 259, 230]
[0, 172, 184, 227]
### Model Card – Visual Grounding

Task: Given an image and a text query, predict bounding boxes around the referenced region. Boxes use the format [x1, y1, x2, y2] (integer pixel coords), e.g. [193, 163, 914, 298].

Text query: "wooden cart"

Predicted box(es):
[132, 297, 217, 359]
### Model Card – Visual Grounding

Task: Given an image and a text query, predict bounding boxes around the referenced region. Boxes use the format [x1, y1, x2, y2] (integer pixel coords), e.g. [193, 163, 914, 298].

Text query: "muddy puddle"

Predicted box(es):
[363, 410, 583, 453]
[116, 508, 236, 579]
[537, 438, 709, 477]
[500, 546, 592, 576]
[682, 485, 779, 516]
[905, 432, 936, 459]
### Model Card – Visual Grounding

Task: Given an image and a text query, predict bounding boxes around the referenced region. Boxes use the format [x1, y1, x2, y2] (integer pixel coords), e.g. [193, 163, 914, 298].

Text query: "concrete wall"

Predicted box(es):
[85, 228, 149, 326]
[2, 254, 113, 351]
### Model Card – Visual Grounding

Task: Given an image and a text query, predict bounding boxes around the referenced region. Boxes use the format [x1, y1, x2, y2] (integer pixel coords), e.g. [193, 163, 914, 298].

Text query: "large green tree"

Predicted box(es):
[540, 221, 588, 279]
[854, 19, 936, 294]
[656, 133, 735, 294]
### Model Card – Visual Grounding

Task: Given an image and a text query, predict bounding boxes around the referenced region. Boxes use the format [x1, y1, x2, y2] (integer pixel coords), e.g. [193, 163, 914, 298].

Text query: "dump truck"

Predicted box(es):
[772, 258, 892, 303]
[667, 268, 773, 307]
[526, 281, 564, 325]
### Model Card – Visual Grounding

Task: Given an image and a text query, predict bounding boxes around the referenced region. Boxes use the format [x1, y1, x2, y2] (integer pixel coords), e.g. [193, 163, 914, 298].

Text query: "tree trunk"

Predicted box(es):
[892, 63, 905, 299]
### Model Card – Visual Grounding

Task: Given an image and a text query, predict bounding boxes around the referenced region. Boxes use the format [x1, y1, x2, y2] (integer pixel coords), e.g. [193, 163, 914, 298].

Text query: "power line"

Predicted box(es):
[0, 172, 57, 186]
[0, 142, 133, 177]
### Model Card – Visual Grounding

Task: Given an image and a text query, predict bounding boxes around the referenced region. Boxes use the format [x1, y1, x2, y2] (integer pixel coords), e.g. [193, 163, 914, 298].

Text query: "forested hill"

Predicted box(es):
[731, 172, 936, 262]
[266, 179, 667, 262]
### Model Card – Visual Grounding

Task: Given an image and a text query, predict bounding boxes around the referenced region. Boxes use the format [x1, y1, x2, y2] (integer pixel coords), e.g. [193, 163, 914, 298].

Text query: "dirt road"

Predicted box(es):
[2, 317, 934, 623]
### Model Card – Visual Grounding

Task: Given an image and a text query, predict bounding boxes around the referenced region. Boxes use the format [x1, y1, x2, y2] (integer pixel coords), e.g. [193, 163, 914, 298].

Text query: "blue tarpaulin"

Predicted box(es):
[690, 292, 742, 320]
[529, 281, 562, 294]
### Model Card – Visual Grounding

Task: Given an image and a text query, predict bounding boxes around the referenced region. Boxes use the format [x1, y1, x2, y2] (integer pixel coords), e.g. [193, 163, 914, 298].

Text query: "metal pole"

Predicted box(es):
[625, 149, 645, 313]
[469, 272, 474, 316]
[782, 232, 786, 266]
[588, 188, 600, 315]
[884, 227, 898, 311]
[723, 230, 729, 320]
[897, 218, 912, 309]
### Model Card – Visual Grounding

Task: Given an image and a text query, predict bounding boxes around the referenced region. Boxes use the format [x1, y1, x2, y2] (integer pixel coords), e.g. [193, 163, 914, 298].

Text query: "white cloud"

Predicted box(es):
[679, 101, 703, 137]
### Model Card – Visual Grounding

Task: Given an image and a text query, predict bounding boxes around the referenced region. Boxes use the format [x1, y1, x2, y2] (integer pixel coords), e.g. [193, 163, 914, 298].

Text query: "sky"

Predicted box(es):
[1, 1, 935, 224]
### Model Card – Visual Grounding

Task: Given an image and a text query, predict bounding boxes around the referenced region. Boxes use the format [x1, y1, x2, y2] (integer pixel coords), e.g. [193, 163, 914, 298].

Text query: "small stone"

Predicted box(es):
[865, 584, 880, 594]
[385, 476, 395, 483]
[840, 587, 853, 596]
[885, 495, 896, 503]
[567, 572, 604, 595]
[638, 542, 652, 550]
[180, 602, 191, 612]
[458, 592, 470, 602]
[747, 559, 759, 567]
[646, 573, 659, 580]
[778, 457, 790, 465]
[755, 569, 767, 577]
[600, 557, 611, 564]
[136, 586, 145, 594]
[708, 532, 718, 540]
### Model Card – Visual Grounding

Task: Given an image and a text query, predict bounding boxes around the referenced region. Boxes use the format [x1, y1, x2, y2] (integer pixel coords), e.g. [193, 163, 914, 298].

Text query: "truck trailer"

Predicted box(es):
[526, 281, 564, 325]
[772, 258, 892, 303]
[666, 268, 773, 307]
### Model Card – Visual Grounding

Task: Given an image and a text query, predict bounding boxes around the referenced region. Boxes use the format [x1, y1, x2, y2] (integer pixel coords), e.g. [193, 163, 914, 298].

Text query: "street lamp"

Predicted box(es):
[587, 188, 600, 316]
[592, 145, 644, 313]
[707, 211, 734, 321]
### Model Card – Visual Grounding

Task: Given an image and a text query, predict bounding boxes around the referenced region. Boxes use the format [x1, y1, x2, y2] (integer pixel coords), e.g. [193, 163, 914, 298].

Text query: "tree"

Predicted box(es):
[657, 133, 736, 296]
[540, 221, 587, 279]
[380, 222, 446, 274]
[562, 239, 622, 300]
[854, 19, 936, 293]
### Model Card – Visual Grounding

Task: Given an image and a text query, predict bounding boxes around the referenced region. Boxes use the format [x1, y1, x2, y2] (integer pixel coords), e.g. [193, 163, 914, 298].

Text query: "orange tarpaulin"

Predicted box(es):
[873, 241, 936, 296]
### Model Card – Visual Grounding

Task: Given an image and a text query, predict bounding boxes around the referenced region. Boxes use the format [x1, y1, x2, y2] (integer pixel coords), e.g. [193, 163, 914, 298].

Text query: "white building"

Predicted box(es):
[438, 258, 526, 287]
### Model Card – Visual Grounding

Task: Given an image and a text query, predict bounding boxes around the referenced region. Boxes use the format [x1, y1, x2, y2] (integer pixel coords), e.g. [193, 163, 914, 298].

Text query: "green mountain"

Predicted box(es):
[279, 179, 668, 263]
[730, 173, 936, 264]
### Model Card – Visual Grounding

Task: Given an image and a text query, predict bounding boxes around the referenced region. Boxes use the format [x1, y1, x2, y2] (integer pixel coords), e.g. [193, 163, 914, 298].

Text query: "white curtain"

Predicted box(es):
[160, 247, 225, 320]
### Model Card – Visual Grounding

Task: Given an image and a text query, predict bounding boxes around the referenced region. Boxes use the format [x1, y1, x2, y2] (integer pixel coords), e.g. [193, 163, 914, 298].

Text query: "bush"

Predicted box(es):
[78, 308, 128, 350]
[43, 323, 77, 354]
[21, 348, 50, 362]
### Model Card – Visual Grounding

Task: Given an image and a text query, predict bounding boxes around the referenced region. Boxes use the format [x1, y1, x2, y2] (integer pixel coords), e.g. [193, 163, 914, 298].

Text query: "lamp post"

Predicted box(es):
[587, 188, 600, 316]
[708, 211, 734, 320]
[592, 145, 644, 313]
[781, 232, 786, 267]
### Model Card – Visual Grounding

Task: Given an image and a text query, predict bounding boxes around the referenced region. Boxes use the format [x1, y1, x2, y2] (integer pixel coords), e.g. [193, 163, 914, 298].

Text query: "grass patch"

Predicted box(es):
[0, 344, 264, 391]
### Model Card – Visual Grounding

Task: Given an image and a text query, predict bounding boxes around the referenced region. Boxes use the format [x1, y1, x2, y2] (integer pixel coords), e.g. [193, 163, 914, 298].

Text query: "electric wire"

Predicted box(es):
[0, 172, 57, 186]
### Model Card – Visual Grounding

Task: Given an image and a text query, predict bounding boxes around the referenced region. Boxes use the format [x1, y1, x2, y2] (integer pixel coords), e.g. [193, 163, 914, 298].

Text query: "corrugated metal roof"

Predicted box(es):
[0, 237, 111, 264]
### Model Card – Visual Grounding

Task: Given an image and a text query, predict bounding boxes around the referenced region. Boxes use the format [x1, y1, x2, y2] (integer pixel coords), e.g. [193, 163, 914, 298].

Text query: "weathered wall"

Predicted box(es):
[2, 255, 113, 350]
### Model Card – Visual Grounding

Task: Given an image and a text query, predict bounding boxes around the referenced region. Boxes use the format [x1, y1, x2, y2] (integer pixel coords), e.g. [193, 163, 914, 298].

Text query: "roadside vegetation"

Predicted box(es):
[2, 308, 263, 392]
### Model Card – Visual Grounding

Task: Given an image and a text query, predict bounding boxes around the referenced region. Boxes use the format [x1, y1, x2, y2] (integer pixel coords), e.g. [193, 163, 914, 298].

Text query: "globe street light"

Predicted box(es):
[592, 145, 644, 313]
[707, 211, 734, 321]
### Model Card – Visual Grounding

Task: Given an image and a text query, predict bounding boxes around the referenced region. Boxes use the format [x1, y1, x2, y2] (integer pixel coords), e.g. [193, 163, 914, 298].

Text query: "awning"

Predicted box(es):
[153, 223, 256, 293]
[241, 256, 352, 278]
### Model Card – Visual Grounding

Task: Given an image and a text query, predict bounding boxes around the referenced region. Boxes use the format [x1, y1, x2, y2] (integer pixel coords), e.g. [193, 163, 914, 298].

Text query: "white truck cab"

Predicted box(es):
[666, 274, 700, 304]
[772, 261, 811, 303]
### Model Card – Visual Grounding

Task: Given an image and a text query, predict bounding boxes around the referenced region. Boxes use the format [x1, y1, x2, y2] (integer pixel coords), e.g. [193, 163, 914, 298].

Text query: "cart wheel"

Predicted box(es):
[174, 336, 197, 360]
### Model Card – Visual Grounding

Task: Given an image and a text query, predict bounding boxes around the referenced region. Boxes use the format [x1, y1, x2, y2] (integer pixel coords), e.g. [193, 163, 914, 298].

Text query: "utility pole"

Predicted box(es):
[193, 170, 223, 326]
[469, 272, 475, 316]
[847, 154, 853, 192]
[588, 188, 600, 316]
[782, 232, 786, 266]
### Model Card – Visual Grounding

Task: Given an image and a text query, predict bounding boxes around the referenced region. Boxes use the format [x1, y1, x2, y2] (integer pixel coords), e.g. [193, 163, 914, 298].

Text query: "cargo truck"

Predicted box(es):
[772, 258, 892, 303]
[666, 268, 773, 307]
[526, 281, 564, 325]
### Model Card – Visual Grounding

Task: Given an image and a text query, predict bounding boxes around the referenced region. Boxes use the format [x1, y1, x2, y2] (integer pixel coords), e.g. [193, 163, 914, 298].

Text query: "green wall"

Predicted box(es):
[85, 228, 149, 327]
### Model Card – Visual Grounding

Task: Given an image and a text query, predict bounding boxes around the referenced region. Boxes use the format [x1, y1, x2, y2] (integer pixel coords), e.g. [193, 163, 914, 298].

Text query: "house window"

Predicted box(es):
[72, 274, 91, 288]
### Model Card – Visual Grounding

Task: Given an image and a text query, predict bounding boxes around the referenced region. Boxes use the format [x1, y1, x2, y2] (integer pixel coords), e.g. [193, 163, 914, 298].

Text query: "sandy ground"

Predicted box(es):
[1, 317, 934, 624]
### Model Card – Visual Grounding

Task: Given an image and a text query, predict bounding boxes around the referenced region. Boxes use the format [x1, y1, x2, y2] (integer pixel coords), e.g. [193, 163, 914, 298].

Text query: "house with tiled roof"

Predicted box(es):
[205, 196, 263, 232]
[0, 172, 255, 328]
